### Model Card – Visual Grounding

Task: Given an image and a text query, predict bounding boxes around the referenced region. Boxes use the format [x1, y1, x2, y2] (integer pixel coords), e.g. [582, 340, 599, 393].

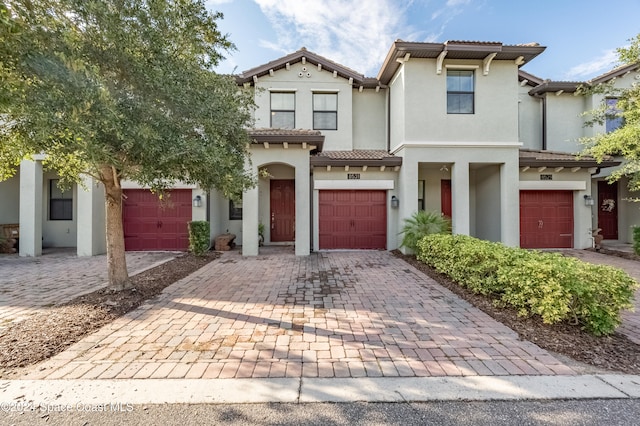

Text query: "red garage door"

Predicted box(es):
[319, 190, 386, 250]
[123, 189, 192, 251]
[520, 190, 573, 249]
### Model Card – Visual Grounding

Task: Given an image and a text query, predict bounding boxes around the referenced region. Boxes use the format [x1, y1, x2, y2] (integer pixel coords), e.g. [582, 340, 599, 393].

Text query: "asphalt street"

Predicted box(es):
[4, 400, 640, 425]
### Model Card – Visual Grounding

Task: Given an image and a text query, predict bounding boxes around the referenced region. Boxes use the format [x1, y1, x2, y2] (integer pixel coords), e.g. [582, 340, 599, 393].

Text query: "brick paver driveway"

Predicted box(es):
[23, 249, 575, 380]
[0, 249, 177, 326]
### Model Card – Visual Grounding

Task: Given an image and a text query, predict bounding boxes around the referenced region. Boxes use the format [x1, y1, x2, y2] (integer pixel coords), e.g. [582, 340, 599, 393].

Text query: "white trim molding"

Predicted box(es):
[391, 141, 522, 154]
[314, 180, 395, 190]
[519, 181, 586, 191]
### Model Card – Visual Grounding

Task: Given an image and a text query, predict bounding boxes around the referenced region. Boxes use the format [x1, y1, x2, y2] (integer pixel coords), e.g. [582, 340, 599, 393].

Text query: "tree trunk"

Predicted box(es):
[100, 165, 130, 290]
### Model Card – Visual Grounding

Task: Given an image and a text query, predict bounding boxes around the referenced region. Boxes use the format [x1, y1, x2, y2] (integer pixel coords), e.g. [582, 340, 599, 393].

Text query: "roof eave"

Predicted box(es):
[310, 157, 403, 167]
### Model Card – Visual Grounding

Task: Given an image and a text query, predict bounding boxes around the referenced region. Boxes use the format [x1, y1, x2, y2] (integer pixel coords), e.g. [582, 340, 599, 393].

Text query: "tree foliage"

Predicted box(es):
[0, 0, 256, 288]
[579, 34, 640, 190]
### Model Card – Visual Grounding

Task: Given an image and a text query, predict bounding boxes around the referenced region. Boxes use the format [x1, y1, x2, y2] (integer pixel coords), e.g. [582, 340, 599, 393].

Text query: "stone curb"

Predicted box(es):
[1, 375, 639, 406]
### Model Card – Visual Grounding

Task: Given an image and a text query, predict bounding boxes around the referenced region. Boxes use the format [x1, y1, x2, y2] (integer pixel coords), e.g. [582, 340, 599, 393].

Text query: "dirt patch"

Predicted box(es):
[0, 252, 218, 378]
[393, 250, 640, 375]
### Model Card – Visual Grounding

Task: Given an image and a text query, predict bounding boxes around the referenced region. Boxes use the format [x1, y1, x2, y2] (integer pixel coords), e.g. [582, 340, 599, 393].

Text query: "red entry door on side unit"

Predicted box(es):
[598, 180, 618, 240]
[441, 180, 452, 218]
[270, 180, 295, 242]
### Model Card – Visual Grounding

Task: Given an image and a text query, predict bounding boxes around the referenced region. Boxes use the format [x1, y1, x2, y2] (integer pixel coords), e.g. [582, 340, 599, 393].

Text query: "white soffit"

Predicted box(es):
[314, 180, 395, 190]
[519, 181, 586, 191]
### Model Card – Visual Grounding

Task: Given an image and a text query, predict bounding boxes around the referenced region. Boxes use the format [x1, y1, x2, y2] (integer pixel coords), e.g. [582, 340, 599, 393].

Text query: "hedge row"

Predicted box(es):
[416, 234, 638, 336]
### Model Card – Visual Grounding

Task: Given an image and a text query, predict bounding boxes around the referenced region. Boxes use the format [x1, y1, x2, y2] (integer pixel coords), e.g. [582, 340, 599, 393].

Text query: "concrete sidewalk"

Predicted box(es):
[2, 375, 640, 405]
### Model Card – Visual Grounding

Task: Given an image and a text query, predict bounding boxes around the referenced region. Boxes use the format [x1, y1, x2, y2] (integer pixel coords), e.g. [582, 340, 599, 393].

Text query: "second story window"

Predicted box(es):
[605, 98, 624, 133]
[313, 93, 338, 130]
[50, 179, 72, 221]
[447, 70, 474, 114]
[271, 92, 295, 128]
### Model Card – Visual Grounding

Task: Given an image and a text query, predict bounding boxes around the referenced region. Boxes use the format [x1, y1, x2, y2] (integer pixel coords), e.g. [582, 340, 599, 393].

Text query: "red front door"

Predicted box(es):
[270, 180, 295, 242]
[441, 180, 452, 218]
[598, 181, 618, 239]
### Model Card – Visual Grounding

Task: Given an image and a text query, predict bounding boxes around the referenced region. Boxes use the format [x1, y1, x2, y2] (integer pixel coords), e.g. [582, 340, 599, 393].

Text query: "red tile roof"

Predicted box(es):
[311, 150, 402, 167]
[519, 149, 619, 168]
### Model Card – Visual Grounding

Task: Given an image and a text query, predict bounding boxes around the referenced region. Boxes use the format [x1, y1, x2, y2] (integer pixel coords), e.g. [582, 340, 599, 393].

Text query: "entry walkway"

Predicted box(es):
[21, 250, 575, 380]
[0, 249, 177, 326]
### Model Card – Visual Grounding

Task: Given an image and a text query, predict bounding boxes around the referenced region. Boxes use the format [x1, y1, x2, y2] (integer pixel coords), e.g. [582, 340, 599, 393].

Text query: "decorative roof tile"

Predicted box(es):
[519, 149, 619, 168]
[311, 150, 402, 167]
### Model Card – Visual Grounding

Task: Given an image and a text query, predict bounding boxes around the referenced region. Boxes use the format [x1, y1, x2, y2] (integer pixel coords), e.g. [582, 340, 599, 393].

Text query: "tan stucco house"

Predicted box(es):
[2, 39, 635, 256]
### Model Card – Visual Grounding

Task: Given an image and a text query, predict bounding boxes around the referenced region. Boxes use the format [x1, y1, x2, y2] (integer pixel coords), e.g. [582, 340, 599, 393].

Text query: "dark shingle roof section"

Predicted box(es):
[235, 48, 383, 89]
[311, 150, 402, 167]
[519, 149, 620, 168]
[527, 80, 582, 95]
[590, 62, 640, 84]
[377, 40, 546, 84]
[518, 69, 544, 87]
[248, 128, 325, 151]
[527, 62, 640, 95]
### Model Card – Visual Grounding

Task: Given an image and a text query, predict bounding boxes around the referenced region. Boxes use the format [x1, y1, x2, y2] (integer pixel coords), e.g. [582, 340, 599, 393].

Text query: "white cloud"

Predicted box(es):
[564, 49, 618, 80]
[253, 0, 411, 76]
[446, 0, 471, 6]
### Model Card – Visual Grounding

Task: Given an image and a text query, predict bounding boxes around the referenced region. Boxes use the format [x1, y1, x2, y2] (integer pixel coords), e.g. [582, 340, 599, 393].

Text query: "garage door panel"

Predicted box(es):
[520, 190, 573, 249]
[319, 190, 386, 250]
[123, 189, 191, 251]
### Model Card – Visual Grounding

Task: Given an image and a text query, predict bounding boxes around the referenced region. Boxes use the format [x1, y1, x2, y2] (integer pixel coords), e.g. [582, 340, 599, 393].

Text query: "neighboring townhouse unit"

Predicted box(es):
[1, 39, 633, 257]
[521, 62, 640, 244]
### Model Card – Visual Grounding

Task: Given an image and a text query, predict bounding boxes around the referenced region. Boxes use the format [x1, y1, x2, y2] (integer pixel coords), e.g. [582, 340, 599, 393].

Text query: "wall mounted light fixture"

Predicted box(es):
[193, 195, 202, 208]
[583, 194, 594, 206]
[391, 195, 399, 208]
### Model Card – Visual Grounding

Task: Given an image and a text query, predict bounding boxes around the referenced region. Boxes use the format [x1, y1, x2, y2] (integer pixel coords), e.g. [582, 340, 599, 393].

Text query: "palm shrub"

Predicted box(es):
[400, 210, 451, 251]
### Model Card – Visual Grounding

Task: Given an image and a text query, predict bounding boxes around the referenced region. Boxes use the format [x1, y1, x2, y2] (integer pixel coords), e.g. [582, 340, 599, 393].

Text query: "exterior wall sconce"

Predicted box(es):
[583, 195, 594, 206]
[193, 195, 203, 208]
[391, 195, 399, 208]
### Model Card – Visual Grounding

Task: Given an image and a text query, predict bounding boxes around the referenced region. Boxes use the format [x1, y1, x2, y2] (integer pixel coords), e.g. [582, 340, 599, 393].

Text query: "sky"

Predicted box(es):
[205, 0, 640, 82]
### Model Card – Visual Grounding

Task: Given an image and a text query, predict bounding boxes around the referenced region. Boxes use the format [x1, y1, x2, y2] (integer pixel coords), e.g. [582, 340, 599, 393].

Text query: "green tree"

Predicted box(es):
[0, 0, 255, 289]
[580, 34, 640, 190]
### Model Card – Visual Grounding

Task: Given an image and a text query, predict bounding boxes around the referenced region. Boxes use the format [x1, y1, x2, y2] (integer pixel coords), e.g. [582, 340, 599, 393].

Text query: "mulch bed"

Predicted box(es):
[0, 252, 218, 377]
[393, 250, 640, 374]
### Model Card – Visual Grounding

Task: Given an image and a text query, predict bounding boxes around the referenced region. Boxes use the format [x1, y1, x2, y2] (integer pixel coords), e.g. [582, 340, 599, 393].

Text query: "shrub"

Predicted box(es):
[188, 221, 210, 256]
[633, 226, 640, 255]
[400, 210, 451, 252]
[416, 234, 637, 335]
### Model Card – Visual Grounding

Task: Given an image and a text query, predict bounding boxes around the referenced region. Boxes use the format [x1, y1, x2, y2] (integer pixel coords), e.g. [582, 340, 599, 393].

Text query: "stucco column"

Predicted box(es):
[19, 159, 43, 257]
[77, 176, 106, 256]
[452, 161, 470, 236]
[500, 161, 520, 247]
[398, 154, 418, 254]
[242, 184, 259, 256]
[294, 165, 310, 256]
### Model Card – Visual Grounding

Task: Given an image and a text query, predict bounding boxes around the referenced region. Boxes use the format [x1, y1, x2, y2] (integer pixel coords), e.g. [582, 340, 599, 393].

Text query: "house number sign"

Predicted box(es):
[347, 173, 361, 180]
[540, 174, 553, 180]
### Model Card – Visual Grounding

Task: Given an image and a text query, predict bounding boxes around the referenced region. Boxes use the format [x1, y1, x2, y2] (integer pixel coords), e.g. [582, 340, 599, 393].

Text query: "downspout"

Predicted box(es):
[386, 86, 391, 152]
[533, 92, 547, 150]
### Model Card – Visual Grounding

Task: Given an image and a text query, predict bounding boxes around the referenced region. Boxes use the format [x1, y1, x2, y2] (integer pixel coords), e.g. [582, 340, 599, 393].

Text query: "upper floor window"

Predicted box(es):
[313, 93, 338, 130]
[605, 98, 624, 133]
[270, 92, 295, 128]
[49, 179, 72, 220]
[447, 70, 474, 114]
